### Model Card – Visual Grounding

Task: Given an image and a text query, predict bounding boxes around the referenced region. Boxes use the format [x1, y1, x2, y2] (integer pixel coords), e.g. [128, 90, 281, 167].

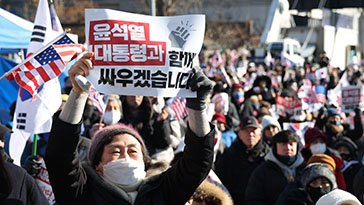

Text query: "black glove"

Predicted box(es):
[23, 155, 42, 177]
[355, 107, 362, 116]
[186, 68, 213, 111]
[318, 106, 327, 119]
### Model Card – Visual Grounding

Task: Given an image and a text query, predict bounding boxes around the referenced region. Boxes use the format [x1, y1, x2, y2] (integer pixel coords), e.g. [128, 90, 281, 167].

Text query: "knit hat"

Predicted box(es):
[301, 163, 337, 191]
[88, 123, 148, 167]
[261, 115, 281, 132]
[212, 113, 226, 125]
[327, 107, 340, 118]
[304, 127, 327, 148]
[316, 189, 361, 205]
[307, 154, 336, 172]
[232, 83, 243, 90]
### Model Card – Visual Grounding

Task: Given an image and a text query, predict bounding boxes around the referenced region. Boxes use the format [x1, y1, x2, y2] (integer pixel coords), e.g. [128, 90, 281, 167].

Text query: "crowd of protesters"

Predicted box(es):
[0, 46, 364, 205]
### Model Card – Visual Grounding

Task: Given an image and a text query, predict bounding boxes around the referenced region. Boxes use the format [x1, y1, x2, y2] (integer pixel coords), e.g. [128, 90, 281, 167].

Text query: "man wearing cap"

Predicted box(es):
[316, 107, 363, 149]
[245, 130, 305, 205]
[215, 116, 269, 205]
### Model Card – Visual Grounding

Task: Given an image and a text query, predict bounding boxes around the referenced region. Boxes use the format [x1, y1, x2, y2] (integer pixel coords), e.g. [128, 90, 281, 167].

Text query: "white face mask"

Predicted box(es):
[310, 143, 326, 155]
[103, 158, 146, 188]
[103, 110, 121, 125]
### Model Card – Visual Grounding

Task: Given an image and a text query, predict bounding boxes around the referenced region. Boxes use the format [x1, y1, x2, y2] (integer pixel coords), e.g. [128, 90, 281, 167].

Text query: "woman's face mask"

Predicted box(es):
[102, 158, 146, 188]
[310, 142, 326, 155]
[103, 111, 121, 125]
[340, 153, 352, 162]
[233, 92, 244, 104]
[306, 186, 331, 203]
[330, 120, 341, 126]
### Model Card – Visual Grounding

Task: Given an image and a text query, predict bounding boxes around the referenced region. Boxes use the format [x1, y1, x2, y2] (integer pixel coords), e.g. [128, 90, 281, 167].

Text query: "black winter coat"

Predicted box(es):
[245, 154, 306, 205]
[214, 138, 269, 205]
[0, 162, 48, 205]
[343, 162, 362, 195]
[353, 166, 364, 203]
[45, 114, 215, 205]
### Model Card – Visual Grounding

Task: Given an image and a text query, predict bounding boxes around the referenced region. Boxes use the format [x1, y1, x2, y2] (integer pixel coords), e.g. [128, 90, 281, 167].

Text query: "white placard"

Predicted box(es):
[85, 9, 205, 97]
[341, 86, 364, 113]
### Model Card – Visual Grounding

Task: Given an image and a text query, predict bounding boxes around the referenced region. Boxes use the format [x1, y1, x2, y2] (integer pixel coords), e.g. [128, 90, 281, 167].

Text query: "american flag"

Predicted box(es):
[315, 85, 326, 104]
[8, 33, 85, 97]
[171, 97, 188, 120]
[88, 86, 106, 114]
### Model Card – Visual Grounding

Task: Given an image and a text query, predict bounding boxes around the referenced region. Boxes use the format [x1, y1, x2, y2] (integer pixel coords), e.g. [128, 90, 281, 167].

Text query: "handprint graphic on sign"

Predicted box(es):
[169, 21, 195, 48]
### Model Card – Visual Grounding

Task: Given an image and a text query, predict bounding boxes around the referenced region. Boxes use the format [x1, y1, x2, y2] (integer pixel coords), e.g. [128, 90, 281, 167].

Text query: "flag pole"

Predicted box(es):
[32, 134, 38, 156]
[99, 95, 110, 124]
[0, 31, 67, 81]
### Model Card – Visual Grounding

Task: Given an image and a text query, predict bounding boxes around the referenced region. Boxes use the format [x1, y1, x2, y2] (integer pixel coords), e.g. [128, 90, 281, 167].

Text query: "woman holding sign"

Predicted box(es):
[44, 52, 214, 204]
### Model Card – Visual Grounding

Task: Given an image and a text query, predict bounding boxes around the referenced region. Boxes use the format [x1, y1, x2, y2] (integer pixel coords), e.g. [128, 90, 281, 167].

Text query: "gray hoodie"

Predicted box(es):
[264, 149, 304, 180]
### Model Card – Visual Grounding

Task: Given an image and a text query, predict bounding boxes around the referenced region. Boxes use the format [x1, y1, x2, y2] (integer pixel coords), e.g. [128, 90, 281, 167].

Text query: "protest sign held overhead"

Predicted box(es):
[85, 9, 205, 97]
[341, 85, 364, 113]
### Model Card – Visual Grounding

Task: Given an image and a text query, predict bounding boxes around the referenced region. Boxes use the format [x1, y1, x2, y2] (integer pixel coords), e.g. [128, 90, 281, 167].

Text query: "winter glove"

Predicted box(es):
[186, 68, 213, 111]
[318, 106, 327, 120]
[355, 107, 362, 116]
[23, 155, 42, 177]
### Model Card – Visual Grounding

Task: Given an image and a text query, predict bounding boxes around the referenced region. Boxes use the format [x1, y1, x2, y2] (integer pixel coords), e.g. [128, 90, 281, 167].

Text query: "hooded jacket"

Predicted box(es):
[215, 138, 269, 205]
[45, 113, 215, 205]
[245, 149, 306, 205]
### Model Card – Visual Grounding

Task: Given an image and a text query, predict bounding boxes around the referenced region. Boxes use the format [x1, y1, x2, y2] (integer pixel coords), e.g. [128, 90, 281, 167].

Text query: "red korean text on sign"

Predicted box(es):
[342, 88, 362, 105]
[89, 20, 167, 66]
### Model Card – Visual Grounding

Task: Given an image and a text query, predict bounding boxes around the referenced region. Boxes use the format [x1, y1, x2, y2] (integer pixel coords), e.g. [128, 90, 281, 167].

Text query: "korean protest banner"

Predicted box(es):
[35, 158, 55, 204]
[341, 86, 364, 113]
[276, 95, 286, 117]
[85, 9, 205, 97]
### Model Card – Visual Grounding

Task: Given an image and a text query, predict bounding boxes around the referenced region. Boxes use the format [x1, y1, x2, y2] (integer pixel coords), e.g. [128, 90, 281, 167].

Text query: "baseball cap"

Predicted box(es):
[240, 116, 259, 130]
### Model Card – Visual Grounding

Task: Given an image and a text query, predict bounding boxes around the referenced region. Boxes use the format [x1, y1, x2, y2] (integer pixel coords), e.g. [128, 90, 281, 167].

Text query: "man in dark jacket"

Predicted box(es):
[245, 130, 306, 205]
[45, 52, 214, 205]
[315, 107, 363, 149]
[215, 116, 269, 205]
[0, 148, 48, 204]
